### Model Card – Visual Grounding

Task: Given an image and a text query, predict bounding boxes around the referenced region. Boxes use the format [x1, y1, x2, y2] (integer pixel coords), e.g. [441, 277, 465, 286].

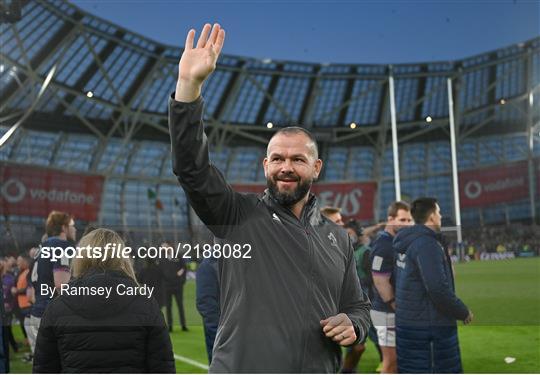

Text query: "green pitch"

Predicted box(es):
[10, 257, 540, 373]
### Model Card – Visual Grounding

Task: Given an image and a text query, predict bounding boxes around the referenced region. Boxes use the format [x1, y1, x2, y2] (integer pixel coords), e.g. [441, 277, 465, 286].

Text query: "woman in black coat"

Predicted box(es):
[32, 229, 175, 373]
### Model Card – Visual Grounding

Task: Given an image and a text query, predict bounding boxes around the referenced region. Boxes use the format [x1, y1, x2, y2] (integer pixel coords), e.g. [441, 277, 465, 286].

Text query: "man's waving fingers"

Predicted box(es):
[214, 29, 226, 55]
[196, 23, 212, 48]
[207, 23, 220, 47]
[184, 29, 195, 51]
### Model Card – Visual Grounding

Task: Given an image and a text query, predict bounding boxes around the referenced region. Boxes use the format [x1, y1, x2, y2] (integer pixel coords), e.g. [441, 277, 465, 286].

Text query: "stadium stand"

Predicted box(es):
[1, 0, 539, 253]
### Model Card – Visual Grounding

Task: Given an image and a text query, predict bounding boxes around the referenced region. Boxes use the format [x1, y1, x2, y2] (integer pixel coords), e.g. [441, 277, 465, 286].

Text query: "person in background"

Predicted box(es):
[196, 256, 220, 364]
[467, 243, 476, 260]
[139, 258, 165, 308]
[394, 197, 473, 373]
[370, 201, 413, 373]
[23, 248, 37, 363]
[159, 241, 188, 332]
[341, 220, 371, 373]
[27, 211, 73, 355]
[320, 206, 345, 226]
[0, 273, 7, 373]
[32, 228, 175, 373]
[13, 255, 32, 344]
[2, 255, 18, 354]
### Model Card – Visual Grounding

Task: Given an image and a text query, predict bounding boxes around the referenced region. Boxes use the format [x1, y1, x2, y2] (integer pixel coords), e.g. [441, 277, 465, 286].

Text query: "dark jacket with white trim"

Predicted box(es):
[169, 95, 371, 373]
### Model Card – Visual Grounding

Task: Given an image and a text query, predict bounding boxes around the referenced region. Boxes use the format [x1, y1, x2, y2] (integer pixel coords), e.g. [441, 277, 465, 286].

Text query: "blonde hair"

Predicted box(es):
[72, 228, 137, 283]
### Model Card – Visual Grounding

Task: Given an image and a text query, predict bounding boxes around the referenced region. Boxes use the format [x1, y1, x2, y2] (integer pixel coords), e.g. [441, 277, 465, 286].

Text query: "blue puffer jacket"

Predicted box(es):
[393, 225, 469, 373]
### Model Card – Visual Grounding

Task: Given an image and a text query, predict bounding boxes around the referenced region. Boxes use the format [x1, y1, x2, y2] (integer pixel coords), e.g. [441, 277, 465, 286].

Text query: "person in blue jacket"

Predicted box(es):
[393, 197, 473, 373]
[196, 257, 220, 364]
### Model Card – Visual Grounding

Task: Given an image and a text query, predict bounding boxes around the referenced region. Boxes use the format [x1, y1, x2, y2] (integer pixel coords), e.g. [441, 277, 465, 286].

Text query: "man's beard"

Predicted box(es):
[267, 173, 312, 207]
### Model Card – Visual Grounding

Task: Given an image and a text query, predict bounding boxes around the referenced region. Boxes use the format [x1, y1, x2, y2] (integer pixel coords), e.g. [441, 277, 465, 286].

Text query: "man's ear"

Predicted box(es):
[263, 157, 268, 178]
[426, 212, 435, 226]
[313, 159, 323, 179]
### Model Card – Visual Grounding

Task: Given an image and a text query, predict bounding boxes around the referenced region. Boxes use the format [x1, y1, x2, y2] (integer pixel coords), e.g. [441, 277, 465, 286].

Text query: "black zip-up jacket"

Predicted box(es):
[169, 95, 371, 373]
[32, 270, 175, 373]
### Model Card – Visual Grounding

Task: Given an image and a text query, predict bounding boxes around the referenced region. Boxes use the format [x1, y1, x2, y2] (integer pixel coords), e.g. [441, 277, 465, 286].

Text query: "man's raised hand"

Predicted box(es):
[175, 23, 226, 102]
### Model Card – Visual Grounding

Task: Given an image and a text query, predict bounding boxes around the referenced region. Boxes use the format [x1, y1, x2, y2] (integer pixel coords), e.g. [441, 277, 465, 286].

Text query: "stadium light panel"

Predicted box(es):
[266, 122, 273, 129]
[86, 91, 94, 98]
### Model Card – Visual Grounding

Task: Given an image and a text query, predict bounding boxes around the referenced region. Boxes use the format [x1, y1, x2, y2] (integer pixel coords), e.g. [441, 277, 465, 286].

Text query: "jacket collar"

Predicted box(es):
[261, 189, 322, 227]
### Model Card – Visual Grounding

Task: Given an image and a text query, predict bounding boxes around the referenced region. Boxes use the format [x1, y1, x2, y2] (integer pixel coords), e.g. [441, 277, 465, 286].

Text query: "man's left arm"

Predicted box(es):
[416, 239, 470, 321]
[340, 241, 371, 343]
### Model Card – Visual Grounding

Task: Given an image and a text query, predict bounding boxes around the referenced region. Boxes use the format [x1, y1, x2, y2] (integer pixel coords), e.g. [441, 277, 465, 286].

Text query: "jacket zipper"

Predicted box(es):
[299, 214, 315, 371]
[269, 197, 317, 371]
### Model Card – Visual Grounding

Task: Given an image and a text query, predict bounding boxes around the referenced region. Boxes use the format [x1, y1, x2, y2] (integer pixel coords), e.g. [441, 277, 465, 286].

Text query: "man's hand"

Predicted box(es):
[464, 310, 474, 325]
[175, 23, 226, 103]
[320, 313, 357, 346]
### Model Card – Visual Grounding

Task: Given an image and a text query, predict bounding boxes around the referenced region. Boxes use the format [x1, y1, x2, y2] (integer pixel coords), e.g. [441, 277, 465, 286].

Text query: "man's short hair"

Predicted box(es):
[45, 211, 73, 237]
[411, 197, 438, 224]
[320, 206, 341, 217]
[269, 126, 319, 159]
[344, 219, 363, 237]
[387, 201, 411, 218]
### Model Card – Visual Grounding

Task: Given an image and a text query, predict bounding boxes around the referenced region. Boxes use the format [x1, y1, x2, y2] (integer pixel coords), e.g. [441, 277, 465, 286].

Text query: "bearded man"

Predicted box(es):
[169, 23, 371, 373]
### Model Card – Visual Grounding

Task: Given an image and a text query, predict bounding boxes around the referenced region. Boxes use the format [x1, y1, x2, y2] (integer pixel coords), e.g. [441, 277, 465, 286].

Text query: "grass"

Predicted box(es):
[9, 258, 540, 373]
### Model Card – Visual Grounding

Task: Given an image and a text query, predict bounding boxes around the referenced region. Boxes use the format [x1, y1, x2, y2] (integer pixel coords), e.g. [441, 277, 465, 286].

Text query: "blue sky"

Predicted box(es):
[72, 0, 539, 64]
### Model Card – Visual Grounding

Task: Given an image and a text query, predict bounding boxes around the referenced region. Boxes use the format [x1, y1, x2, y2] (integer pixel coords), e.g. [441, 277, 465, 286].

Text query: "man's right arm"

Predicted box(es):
[169, 24, 251, 236]
[169, 96, 247, 235]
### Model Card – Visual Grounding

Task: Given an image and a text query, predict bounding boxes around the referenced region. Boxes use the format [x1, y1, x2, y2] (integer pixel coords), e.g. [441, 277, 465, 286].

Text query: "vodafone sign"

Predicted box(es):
[0, 164, 104, 221]
[459, 161, 529, 208]
[232, 182, 377, 221]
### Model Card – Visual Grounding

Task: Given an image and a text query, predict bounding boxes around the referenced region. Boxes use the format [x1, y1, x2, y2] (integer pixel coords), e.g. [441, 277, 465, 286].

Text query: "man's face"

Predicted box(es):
[64, 219, 76, 242]
[345, 228, 358, 244]
[429, 204, 442, 231]
[326, 212, 344, 226]
[387, 209, 413, 234]
[264, 133, 322, 207]
[16, 256, 26, 270]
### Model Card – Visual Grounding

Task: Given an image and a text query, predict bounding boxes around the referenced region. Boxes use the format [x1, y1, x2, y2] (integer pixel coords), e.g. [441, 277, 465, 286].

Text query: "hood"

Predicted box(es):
[60, 270, 139, 319]
[393, 224, 437, 254]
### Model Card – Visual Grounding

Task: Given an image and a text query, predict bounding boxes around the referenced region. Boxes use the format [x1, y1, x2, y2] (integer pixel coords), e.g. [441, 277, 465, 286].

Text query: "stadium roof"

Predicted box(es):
[1, 0, 539, 148]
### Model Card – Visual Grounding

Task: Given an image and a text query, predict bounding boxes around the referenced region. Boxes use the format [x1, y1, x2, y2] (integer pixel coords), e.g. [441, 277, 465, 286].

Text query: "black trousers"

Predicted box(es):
[14, 307, 30, 339]
[165, 286, 186, 329]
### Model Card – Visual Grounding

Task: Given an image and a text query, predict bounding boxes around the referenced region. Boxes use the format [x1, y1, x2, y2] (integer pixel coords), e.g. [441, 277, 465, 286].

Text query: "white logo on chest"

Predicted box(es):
[328, 232, 339, 248]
